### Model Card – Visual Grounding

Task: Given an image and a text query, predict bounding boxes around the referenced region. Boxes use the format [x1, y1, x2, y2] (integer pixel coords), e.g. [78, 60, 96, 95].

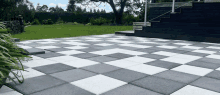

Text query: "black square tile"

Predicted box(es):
[197, 57, 220, 64]
[175, 47, 194, 52]
[205, 70, 220, 80]
[186, 60, 220, 69]
[145, 60, 181, 69]
[101, 84, 163, 95]
[45, 48, 73, 52]
[103, 69, 148, 83]
[134, 48, 159, 53]
[88, 56, 118, 62]
[34, 52, 65, 58]
[8, 75, 66, 95]
[118, 46, 140, 50]
[191, 77, 220, 93]
[105, 53, 134, 59]
[139, 54, 167, 59]
[53, 43, 75, 47]
[33, 63, 76, 74]
[78, 48, 102, 52]
[154, 70, 200, 84]
[81, 64, 121, 74]
[30, 83, 95, 95]
[163, 49, 189, 54]
[71, 53, 100, 59]
[184, 51, 210, 57]
[148, 47, 169, 51]
[50, 69, 97, 82]
[131, 76, 186, 95]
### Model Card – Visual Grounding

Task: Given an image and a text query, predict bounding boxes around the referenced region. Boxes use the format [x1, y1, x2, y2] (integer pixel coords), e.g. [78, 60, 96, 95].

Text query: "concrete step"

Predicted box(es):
[11, 38, 20, 42]
[115, 30, 135, 36]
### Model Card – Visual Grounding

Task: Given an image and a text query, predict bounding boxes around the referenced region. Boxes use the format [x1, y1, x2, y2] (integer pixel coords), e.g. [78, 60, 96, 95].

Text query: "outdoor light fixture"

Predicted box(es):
[144, 0, 148, 26]
[172, 0, 175, 13]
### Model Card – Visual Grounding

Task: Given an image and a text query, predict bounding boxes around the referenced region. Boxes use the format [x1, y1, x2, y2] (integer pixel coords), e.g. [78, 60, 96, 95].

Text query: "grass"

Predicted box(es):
[6, 23, 133, 42]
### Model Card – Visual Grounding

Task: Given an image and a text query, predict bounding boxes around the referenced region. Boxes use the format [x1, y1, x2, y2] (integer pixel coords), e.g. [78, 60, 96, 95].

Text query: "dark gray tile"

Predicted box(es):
[30, 83, 95, 95]
[45, 48, 73, 52]
[197, 58, 220, 64]
[186, 60, 220, 69]
[71, 53, 100, 59]
[81, 64, 121, 74]
[88, 56, 118, 62]
[103, 69, 148, 83]
[131, 76, 186, 95]
[175, 47, 194, 52]
[134, 48, 159, 53]
[191, 77, 220, 93]
[34, 52, 65, 58]
[101, 84, 163, 95]
[50, 69, 97, 82]
[145, 60, 181, 69]
[118, 46, 140, 50]
[33, 63, 76, 74]
[78, 48, 102, 52]
[139, 54, 167, 59]
[24, 48, 45, 55]
[148, 47, 169, 51]
[213, 52, 220, 55]
[52, 43, 76, 47]
[192, 43, 211, 47]
[183, 52, 210, 57]
[154, 70, 200, 84]
[205, 70, 220, 80]
[106, 53, 134, 59]
[0, 85, 14, 93]
[202, 47, 220, 52]
[8, 75, 66, 95]
[163, 49, 189, 54]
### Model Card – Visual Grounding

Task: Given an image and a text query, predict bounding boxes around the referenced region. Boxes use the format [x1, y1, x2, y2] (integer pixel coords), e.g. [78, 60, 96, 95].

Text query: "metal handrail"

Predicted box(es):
[148, 1, 195, 22]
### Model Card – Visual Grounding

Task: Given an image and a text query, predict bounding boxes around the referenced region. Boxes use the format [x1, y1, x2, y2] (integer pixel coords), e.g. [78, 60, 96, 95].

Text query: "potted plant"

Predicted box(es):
[0, 29, 32, 88]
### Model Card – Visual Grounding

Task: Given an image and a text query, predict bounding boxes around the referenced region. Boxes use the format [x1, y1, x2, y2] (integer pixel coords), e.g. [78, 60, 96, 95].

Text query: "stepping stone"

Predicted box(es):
[24, 48, 45, 55]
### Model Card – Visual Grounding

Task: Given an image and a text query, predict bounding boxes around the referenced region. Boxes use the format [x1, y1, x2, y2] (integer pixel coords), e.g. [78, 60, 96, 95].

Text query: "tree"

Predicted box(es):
[90, 9, 93, 13]
[66, 0, 76, 12]
[49, 5, 64, 13]
[75, 6, 83, 14]
[40, 5, 48, 12]
[93, 9, 96, 13]
[36, 3, 41, 12]
[74, 0, 143, 25]
[97, 9, 100, 13]
[82, 8, 87, 13]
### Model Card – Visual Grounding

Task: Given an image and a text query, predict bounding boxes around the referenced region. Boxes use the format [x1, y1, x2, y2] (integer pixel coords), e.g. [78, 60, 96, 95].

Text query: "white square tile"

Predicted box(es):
[18, 55, 44, 62]
[119, 44, 152, 48]
[71, 74, 127, 94]
[65, 40, 82, 42]
[172, 54, 202, 60]
[46, 55, 82, 63]
[64, 46, 88, 49]
[119, 49, 147, 55]
[90, 49, 119, 55]
[57, 50, 84, 55]
[126, 64, 167, 75]
[22, 59, 58, 68]
[206, 46, 220, 50]
[61, 42, 89, 45]
[1, 91, 23, 95]
[62, 59, 100, 68]
[95, 43, 113, 46]
[160, 57, 197, 64]
[216, 67, 220, 71]
[171, 65, 213, 76]
[171, 85, 220, 95]
[157, 45, 178, 49]
[181, 46, 203, 50]
[206, 54, 220, 60]
[191, 50, 216, 54]
[16, 45, 32, 49]
[85, 39, 102, 42]
[104, 59, 141, 68]
[138, 41, 157, 44]
[123, 56, 156, 63]
[7, 68, 45, 83]
[36, 41, 56, 44]
[152, 51, 179, 57]
[39, 39, 60, 41]
[35, 46, 60, 49]
[17, 41, 32, 44]
[155, 39, 170, 41]
[173, 43, 192, 46]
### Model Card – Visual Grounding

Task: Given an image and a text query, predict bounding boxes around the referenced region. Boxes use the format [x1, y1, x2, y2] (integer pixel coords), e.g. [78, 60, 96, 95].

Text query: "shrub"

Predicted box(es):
[47, 19, 54, 25]
[42, 19, 48, 25]
[31, 19, 41, 25]
[86, 23, 91, 26]
[90, 17, 108, 25]
[56, 17, 64, 24]
[73, 22, 78, 25]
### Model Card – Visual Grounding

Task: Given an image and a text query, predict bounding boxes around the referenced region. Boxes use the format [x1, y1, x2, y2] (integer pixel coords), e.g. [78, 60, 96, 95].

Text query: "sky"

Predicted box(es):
[28, 0, 146, 17]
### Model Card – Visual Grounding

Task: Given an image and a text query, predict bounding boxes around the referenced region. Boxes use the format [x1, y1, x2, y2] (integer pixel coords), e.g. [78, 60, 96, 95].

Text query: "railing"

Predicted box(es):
[148, 1, 194, 22]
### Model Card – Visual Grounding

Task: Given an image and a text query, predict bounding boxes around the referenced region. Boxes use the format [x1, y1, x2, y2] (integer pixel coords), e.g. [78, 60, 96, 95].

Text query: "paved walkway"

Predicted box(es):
[1, 34, 220, 95]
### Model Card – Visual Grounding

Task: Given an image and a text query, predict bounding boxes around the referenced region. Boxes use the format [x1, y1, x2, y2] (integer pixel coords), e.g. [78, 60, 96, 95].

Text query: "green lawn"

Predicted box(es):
[8, 23, 133, 41]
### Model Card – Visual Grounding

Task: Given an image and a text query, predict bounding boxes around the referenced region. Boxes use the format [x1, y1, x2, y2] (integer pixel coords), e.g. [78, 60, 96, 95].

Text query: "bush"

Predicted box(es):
[47, 19, 54, 25]
[42, 19, 48, 25]
[86, 23, 91, 26]
[73, 22, 78, 25]
[56, 17, 64, 24]
[31, 19, 41, 25]
[90, 17, 108, 26]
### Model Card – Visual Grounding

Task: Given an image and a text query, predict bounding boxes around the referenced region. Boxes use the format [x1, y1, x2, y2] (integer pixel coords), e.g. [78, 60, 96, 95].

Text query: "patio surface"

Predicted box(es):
[1, 34, 220, 95]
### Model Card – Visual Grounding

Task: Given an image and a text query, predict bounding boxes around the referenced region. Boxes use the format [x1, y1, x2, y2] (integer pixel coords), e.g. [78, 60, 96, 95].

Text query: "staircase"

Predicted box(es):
[135, 1, 220, 43]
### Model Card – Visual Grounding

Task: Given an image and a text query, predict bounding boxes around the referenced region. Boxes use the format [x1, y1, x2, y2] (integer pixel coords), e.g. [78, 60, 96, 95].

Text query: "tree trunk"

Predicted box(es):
[114, 13, 123, 25]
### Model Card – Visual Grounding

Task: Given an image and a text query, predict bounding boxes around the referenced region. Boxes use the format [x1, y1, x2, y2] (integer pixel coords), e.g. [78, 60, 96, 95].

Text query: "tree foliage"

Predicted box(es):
[66, 0, 76, 12]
